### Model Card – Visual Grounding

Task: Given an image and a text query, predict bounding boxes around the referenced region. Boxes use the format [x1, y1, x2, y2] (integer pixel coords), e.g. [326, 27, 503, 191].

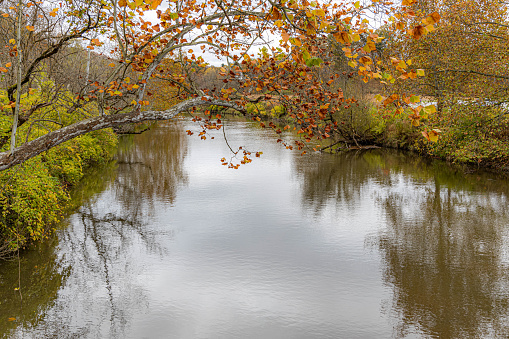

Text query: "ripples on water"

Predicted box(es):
[1, 118, 509, 338]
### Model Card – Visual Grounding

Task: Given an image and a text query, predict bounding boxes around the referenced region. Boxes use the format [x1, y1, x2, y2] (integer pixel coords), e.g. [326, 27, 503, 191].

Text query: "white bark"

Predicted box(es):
[9, 0, 24, 152]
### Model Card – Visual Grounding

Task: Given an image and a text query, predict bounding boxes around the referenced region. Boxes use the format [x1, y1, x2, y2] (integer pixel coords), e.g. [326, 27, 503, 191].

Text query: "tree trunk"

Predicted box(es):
[0, 97, 245, 171]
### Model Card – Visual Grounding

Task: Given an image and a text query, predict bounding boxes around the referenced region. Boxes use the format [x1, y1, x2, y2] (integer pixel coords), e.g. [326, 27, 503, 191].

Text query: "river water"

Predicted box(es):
[1, 117, 509, 338]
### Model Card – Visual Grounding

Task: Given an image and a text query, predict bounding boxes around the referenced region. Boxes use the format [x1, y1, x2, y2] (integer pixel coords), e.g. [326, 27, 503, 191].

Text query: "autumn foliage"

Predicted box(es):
[0, 0, 443, 172]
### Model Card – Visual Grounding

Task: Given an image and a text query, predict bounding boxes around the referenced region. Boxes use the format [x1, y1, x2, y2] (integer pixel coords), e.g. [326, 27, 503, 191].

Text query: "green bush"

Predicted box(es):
[0, 86, 118, 256]
[372, 102, 509, 169]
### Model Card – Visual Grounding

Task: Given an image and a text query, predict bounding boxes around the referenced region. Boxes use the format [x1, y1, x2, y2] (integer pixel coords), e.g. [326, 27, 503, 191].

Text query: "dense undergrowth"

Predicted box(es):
[227, 98, 509, 172]
[0, 85, 117, 258]
[374, 102, 509, 171]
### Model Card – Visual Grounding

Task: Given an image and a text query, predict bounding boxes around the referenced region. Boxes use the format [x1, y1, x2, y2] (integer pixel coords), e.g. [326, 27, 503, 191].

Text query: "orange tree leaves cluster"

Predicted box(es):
[0, 0, 438, 171]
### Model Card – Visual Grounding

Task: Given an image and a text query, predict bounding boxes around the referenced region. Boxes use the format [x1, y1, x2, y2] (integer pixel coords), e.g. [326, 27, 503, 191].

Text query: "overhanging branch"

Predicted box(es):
[0, 97, 245, 171]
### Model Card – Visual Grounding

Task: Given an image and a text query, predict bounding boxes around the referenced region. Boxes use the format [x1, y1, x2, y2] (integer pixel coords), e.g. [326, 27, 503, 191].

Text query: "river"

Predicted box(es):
[1, 117, 509, 338]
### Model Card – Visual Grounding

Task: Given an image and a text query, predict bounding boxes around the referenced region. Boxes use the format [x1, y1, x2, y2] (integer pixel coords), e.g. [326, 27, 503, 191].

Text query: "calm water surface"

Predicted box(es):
[1, 118, 509, 338]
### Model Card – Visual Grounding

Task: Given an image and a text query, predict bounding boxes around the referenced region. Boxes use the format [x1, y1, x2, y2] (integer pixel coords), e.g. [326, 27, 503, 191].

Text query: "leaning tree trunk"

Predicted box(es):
[0, 97, 245, 171]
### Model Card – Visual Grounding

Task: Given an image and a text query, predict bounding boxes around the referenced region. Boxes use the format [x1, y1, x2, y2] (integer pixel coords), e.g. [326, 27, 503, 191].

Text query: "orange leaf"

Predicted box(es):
[408, 25, 425, 39]
[281, 30, 290, 43]
[26, 25, 35, 31]
[422, 12, 440, 25]
[150, 0, 162, 9]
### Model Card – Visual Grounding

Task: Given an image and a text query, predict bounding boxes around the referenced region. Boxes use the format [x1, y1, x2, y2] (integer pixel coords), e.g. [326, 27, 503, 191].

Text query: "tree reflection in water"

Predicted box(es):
[3, 121, 188, 338]
[294, 149, 509, 338]
[377, 174, 509, 338]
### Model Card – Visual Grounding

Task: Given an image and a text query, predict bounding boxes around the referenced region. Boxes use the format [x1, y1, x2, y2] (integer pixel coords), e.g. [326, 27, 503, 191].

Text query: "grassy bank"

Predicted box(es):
[0, 130, 117, 258]
[0, 86, 118, 258]
[373, 102, 509, 172]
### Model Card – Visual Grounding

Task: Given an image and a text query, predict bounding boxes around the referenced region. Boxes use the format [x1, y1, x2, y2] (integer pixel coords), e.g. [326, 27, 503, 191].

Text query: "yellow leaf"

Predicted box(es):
[291, 38, 302, 46]
[423, 105, 436, 114]
[416, 69, 425, 76]
[9, 39, 15, 44]
[424, 24, 435, 33]
[108, 63, 115, 67]
[274, 20, 284, 28]
[422, 12, 440, 25]
[429, 129, 441, 142]
[359, 56, 372, 65]
[8, 317, 16, 322]
[354, 1, 360, 9]
[5, 62, 11, 67]
[124, 77, 130, 83]
[410, 95, 420, 103]
[26, 25, 35, 31]
[311, 9, 325, 17]
[0, 67, 7, 73]
[1, 13, 8, 18]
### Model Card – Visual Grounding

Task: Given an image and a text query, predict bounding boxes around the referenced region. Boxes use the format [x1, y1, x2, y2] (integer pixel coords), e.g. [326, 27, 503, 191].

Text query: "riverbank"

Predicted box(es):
[372, 102, 509, 174]
[0, 129, 117, 259]
[216, 99, 509, 174]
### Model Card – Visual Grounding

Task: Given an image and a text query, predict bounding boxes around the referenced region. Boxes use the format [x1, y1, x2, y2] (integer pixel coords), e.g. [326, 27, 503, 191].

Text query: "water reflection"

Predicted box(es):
[2, 120, 509, 338]
[45, 121, 189, 337]
[0, 162, 118, 338]
[0, 238, 64, 337]
[376, 172, 509, 338]
[294, 149, 509, 338]
[1, 121, 188, 338]
[115, 120, 188, 207]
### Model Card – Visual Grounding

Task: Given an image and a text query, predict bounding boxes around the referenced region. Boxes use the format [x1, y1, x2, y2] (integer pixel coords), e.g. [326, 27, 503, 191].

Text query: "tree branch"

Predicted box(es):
[0, 96, 245, 171]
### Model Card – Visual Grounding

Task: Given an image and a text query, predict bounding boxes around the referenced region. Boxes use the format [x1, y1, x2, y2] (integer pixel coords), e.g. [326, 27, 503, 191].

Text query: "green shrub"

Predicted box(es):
[0, 86, 118, 256]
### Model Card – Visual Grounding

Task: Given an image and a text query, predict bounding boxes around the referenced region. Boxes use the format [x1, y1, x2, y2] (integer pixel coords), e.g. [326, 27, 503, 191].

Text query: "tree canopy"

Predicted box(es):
[0, 0, 440, 171]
